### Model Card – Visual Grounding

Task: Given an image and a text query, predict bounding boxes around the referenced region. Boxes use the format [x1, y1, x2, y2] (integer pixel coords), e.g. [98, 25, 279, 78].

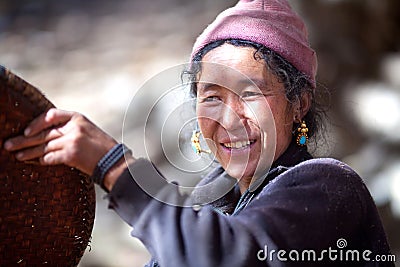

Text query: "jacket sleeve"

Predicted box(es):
[106, 158, 392, 267]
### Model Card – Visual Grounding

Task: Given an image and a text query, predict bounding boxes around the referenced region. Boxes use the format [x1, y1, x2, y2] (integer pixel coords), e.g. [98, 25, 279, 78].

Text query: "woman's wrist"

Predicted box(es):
[91, 143, 135, 192]
[103, 154, 136, 192]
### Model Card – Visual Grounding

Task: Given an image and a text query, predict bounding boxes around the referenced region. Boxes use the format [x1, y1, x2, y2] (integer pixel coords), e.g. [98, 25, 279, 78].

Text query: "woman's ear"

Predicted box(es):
[293, 92, 312, 122]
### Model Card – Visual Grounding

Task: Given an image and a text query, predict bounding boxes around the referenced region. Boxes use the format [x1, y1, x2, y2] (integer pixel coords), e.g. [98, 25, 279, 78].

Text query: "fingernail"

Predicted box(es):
[24, 127, 31, 136]
[16, 152, 24, 159]
[4, 141, 12, 150]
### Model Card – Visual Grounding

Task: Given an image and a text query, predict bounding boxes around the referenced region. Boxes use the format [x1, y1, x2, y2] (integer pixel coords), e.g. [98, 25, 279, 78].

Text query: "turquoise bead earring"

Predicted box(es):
[296, 121, 309, 146]
[191, 130, 211, 154]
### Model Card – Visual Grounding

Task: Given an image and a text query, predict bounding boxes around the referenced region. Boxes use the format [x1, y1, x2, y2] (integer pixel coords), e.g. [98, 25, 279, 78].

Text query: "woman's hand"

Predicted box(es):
[4, 108, 118, 176]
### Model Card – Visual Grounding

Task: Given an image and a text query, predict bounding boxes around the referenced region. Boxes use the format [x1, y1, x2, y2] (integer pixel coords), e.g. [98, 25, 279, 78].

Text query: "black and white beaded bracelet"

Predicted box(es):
[91, 143, 132, 191]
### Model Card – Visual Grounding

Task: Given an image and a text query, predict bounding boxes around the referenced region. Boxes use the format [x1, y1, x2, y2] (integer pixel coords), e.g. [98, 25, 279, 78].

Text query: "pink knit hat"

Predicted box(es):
[191, 0, 317, 88]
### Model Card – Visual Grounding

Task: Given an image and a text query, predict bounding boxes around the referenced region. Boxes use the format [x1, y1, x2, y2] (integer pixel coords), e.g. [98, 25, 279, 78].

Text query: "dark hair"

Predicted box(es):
[184, 39, 325, 142]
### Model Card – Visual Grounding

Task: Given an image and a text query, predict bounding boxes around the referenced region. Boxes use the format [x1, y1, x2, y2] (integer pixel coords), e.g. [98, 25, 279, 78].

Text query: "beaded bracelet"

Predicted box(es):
[91, 143, 132, 191]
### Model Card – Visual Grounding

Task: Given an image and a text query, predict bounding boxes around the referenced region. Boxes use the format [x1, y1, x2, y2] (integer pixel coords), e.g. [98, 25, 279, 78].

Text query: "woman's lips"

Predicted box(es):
[220, 140, 256, 151]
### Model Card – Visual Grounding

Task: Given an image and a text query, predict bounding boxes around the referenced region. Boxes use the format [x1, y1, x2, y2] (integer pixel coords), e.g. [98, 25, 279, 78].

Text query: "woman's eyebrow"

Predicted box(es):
[237, 79, 266, 90]
[198, 80, 268, 94]
[197, 82, 219, 92]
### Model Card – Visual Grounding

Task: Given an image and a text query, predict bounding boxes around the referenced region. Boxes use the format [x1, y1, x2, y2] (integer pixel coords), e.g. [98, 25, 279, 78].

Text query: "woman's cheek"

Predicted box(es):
[197, 103, 221, 133]
[197, 117, 213, 138]
[244, 100, 274, 131]
[268, 101, 294, 159]
[197, 104, 223, 156]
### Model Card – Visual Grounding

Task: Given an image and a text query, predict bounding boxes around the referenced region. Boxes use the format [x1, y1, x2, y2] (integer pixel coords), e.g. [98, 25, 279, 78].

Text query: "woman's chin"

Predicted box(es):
[223, 161, 271, 182]
[224, 164, 256, 181]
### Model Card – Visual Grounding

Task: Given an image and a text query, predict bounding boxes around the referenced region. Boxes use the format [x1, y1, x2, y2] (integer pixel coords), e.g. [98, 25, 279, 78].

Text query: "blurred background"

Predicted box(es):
[0, 0, 399, 266]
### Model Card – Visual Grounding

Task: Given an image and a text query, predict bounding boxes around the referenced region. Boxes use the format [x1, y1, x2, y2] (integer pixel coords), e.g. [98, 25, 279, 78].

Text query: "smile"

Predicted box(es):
[222, 140, 255, 149]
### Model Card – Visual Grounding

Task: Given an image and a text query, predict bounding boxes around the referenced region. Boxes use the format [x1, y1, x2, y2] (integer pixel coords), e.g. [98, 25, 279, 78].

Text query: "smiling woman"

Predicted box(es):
[3, 0, 395, 266]
[195, 44, 296, 193]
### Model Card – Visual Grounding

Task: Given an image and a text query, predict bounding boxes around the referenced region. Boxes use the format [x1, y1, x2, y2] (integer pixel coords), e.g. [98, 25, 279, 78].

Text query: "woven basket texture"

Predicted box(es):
[0, 66, 96, 266]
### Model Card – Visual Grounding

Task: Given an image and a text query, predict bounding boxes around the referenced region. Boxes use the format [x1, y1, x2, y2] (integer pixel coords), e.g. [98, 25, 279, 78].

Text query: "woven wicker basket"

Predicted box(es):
[0, 66, 96, 266]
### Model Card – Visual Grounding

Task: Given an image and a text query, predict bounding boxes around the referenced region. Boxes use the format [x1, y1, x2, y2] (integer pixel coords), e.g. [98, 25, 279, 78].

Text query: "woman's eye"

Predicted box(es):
[242, 91, 263, 98]
[201, 96, 220, 102]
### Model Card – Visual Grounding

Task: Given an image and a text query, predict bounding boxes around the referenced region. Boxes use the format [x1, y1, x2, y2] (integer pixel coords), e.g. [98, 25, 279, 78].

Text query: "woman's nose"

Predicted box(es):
[220, 99, 247, 132]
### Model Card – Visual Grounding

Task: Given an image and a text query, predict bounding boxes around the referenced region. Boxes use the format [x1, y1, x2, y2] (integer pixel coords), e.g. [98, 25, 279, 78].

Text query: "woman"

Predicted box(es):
[4, 0, 393, 266]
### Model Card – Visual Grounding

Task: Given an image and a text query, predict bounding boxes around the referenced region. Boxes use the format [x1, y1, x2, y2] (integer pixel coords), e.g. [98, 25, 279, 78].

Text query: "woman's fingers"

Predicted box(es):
[14, 137, 62, 161]
[4, 109, 119, 175]
[40, 151, 63, 165]
[4, 108, 72, 151]
[4, 128, 63, 152]
[39, 139, 68, 166]
[15, 144, 48, 161]
[24, 108, 74, 137]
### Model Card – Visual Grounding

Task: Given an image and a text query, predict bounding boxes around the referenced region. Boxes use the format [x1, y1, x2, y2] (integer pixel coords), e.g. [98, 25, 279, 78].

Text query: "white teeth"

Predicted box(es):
[223, 141, 252, 149]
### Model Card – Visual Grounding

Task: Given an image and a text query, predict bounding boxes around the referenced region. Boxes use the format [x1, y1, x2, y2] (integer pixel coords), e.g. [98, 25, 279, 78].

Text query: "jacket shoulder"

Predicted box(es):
[269, 157, 371, 214]
[286, 157, 362, 183]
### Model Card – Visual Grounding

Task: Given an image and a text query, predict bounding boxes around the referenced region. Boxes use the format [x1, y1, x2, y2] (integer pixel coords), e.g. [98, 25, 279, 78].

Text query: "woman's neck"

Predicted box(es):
[238, 178, 251, 194]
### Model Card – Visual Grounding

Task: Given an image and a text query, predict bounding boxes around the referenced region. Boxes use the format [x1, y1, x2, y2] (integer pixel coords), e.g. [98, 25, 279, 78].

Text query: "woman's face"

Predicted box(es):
[196, 44, 295, 182]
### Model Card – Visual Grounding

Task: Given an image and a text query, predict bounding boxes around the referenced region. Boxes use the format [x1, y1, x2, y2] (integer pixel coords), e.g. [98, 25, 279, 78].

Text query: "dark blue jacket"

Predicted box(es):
[107, 143, 394, 266]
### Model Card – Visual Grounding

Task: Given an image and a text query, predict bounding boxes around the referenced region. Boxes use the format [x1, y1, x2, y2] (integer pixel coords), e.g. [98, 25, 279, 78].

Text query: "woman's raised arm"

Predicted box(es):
[3, 108, 134, 190]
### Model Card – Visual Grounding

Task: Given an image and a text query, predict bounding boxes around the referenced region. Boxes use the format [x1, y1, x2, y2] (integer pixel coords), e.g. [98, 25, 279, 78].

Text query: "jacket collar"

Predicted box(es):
[273, 140, 312, 169]
[191, 141, 313, 214]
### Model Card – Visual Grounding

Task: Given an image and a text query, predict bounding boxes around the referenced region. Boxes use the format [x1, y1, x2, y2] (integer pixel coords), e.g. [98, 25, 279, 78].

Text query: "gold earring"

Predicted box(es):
[296, 121, 309, 146]
[191, 130, 210, 154]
